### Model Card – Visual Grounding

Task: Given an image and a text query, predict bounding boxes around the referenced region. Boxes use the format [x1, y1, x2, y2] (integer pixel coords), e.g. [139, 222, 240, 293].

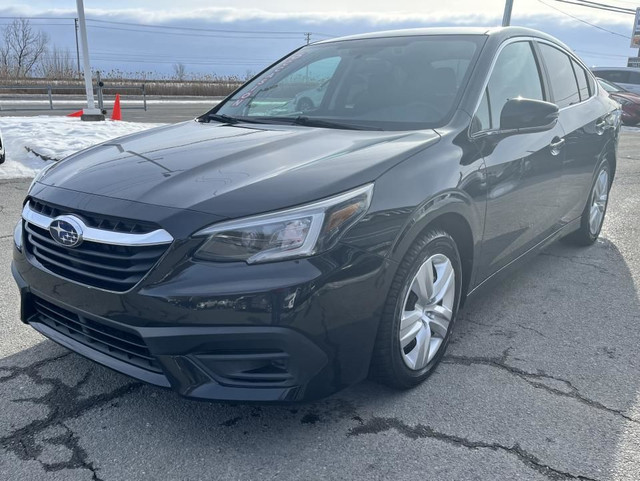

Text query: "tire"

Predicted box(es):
[370, 229, 462, 389]
[0, 152, 4, 165]
[296, 98, 314, 112]
[563, 159, 611, 246]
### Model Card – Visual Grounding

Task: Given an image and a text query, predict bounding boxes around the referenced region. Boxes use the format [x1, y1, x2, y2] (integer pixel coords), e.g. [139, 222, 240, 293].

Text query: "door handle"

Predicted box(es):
[549, 137, 565, 156]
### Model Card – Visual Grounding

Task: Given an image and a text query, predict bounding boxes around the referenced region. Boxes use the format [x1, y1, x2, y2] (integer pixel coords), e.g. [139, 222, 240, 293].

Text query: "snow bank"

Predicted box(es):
[0, 116, 165, 180]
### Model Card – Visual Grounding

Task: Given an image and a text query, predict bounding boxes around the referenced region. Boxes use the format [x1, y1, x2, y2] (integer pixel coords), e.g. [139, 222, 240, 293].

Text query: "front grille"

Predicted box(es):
[24, 221, 168, 292]
[32, 296, 162, 373]
[29, 199, 158, 234]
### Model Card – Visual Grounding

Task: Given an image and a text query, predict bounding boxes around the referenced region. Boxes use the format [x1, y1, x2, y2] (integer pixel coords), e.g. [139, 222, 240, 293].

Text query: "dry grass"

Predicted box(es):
[0, 73, 244, 97]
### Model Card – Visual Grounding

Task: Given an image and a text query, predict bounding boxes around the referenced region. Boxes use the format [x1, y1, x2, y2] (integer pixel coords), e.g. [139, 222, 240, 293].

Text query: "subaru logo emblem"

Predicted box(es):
[49, 216, 84, 248]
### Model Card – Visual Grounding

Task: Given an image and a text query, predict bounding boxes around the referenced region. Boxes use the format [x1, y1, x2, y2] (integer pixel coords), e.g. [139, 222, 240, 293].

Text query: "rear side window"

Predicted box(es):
[539, 44, 580, 108]
[630, 71, 640, 85]
[472, 41, 544, 133]
[571, 59, 590, 101]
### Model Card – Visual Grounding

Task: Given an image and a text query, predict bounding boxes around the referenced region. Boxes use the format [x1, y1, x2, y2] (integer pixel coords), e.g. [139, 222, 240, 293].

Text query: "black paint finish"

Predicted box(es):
[12, 27, 620, 402]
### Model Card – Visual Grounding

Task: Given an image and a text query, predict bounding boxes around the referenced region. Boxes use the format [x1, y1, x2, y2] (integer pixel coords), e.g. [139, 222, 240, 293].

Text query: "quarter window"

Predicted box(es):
[472, 41, 544, 133]
[571, 59, 590, 101]
[539, 44, 580, 108]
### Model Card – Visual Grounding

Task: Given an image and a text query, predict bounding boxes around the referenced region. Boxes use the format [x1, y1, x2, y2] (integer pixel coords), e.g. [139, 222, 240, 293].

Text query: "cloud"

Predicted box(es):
[0, 2, 634, 76]
[0, 2, 633, 28]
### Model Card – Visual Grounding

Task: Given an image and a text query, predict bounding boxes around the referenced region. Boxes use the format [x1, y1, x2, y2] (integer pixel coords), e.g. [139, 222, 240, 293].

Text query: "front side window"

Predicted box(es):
[472, 41, 544, 133]
[539, 44, 580, 108]
[214, 35, 485, 131]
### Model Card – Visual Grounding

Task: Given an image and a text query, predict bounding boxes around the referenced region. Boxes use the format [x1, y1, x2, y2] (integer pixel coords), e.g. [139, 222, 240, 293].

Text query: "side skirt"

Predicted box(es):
[465, 218, 581, 303]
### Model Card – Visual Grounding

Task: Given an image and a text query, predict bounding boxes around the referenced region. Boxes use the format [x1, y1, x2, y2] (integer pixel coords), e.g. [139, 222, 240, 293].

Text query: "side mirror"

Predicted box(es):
[499, 98, 559, 134]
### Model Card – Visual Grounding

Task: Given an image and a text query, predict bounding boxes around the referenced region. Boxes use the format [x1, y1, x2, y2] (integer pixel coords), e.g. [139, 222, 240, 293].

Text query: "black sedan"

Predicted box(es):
[12, 27, 620, 402]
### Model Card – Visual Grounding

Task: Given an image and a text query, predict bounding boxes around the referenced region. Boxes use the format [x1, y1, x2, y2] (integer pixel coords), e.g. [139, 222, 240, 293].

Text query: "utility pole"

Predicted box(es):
[74, 18, 80, 79]
[502, 0, 514, 27]
[305, 32, 311, 45]
[75, 0, 104, 120]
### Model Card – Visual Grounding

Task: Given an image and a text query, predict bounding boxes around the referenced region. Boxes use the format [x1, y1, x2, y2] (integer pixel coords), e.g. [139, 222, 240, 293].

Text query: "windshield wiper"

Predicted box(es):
[263, 116, 382, 131]
[204, 113, 241, 124]
[203, 113, 271, 125]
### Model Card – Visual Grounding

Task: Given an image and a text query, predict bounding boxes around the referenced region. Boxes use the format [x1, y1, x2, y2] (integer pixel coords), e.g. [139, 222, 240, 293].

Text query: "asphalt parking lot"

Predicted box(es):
[1, 130, 640, 480]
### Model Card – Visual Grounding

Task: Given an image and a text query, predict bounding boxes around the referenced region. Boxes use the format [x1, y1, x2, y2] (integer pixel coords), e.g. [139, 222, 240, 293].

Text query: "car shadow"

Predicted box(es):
[1, 236, 638, 479]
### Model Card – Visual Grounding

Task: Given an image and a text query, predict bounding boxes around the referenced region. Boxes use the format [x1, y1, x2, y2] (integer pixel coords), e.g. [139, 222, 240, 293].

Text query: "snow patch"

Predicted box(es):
[0, 116, 166, 180]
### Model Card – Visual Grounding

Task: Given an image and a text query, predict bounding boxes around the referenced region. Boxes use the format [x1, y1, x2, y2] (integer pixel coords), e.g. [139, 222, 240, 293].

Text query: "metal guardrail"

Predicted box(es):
[0, 74, 147, 112]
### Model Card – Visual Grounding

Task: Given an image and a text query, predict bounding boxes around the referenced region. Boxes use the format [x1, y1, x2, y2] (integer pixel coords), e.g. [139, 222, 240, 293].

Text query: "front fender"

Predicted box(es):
[388, 189, 483, 265]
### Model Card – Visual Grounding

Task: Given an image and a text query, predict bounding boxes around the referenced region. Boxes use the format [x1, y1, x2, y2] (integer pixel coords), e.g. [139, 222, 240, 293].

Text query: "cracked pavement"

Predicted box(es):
[1, 131, 640, 480]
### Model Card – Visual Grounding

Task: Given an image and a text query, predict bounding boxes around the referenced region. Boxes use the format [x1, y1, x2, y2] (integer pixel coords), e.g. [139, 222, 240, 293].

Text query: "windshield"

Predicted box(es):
[213, 35, 484, 131]
[598, 78, 623, 93]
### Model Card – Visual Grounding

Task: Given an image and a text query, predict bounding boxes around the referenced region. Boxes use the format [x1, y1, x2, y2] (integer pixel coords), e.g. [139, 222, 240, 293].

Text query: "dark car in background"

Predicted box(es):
[12, 27, 620, 402]
[598, 77, 640, 126]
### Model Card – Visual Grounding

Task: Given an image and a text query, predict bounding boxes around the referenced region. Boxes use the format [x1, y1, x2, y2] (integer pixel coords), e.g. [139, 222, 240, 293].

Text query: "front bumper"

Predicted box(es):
[12, 233, 393, 402]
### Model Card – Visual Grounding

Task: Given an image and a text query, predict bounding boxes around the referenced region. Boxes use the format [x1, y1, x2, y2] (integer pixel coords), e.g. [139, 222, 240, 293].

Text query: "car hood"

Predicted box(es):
[39, 120, 440, 218]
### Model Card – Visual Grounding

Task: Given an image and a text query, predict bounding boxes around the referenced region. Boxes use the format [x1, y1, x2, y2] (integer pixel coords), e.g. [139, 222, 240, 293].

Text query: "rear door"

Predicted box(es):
[472, 40, 566, 282]
[537, 43, 609, 224]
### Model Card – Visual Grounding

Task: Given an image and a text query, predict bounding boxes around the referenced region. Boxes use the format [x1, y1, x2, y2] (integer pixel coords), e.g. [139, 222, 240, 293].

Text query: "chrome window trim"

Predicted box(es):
[468, 36, 597, 138]
[22, 203, 174, 247]
[534, 39, 598, 109]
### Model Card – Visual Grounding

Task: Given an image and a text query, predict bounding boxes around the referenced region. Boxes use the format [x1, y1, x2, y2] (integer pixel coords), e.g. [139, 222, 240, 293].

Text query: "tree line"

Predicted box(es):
[0, 19, 77, 79]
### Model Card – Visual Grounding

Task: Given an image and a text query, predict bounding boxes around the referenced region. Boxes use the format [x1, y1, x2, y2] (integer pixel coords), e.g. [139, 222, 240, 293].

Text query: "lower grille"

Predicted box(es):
[32, 296, 162, 373]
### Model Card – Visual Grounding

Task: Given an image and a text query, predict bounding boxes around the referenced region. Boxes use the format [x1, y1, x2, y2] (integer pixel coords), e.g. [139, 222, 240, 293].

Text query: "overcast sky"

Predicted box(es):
[1, 1, 637, 77]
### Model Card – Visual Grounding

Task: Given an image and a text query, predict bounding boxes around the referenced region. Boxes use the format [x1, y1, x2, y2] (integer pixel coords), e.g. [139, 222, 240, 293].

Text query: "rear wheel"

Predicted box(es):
[564, 159, 611, 246]
[370, 229, 462, 389]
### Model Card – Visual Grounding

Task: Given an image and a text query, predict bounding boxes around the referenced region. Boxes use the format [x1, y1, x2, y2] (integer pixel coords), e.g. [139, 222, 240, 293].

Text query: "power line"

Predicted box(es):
[86, 24, 304, 40]
[572, 0, 635, 13]
[551, 0, 635, 14]
[538, 0, 632, 38]
[0, 15, 335, 38]
[574, 48, 631, 57]
[85, 17, 333, 37]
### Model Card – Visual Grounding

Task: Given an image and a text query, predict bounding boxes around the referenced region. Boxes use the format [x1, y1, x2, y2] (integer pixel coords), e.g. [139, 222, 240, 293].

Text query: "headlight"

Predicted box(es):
[193, 184, 373, 264]
[13, 220, 22, 252]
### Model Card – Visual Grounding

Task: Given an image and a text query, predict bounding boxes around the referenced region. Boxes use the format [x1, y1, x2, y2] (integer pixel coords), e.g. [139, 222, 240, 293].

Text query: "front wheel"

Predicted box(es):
[370, 229, 462, 389]
[564, 159, 611, 246]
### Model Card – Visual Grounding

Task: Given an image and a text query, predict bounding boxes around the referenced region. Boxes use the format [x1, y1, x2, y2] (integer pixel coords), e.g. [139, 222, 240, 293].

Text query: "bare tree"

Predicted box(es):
[172, 62, 186, 81]
[0, 19, 48, 78]
[39, 46, 76, 78]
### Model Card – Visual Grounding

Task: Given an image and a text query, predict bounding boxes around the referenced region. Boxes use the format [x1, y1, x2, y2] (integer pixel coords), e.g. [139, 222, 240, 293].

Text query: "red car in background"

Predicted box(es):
[598, 77, 640, 126]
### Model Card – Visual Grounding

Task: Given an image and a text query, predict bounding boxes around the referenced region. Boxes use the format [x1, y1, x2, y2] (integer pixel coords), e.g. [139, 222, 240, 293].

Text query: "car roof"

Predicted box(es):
[315, 26, 568, 48]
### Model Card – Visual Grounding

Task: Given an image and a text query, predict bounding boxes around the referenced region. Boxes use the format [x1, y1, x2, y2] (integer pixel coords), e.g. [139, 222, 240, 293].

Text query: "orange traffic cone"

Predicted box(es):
[111, 94, 121, 121]
[67, 110, 83, 117]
